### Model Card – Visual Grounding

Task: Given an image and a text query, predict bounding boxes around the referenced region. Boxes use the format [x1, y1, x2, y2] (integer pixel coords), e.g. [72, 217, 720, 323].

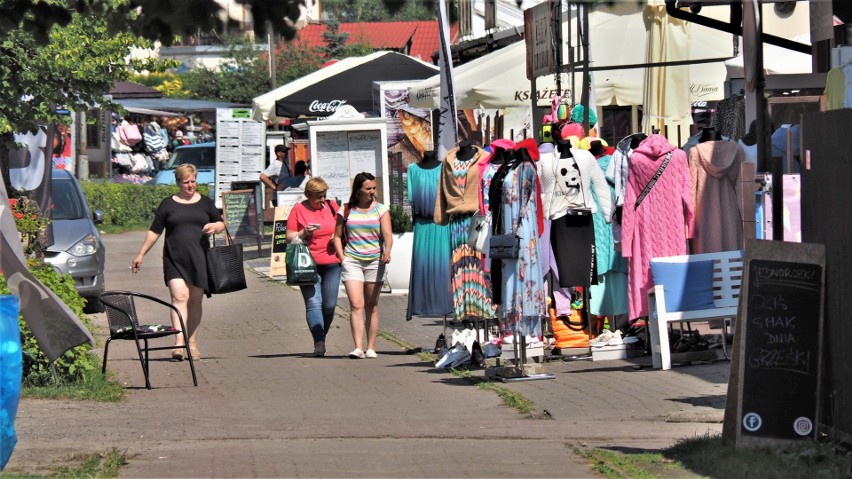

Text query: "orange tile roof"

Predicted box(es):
[296, 21, 444, 62]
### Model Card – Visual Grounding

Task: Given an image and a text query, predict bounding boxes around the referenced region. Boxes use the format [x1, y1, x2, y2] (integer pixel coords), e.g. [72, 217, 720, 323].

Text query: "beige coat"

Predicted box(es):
[688, 140, 744, 254]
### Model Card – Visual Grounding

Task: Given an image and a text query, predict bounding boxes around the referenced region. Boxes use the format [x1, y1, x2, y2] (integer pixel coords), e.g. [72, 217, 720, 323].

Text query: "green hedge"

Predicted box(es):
[79, 181, 209, 227]
[0, 261, 98, 386]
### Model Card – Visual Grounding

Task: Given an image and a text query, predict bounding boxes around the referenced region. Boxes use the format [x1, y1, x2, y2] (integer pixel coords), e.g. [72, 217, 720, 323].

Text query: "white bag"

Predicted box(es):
[467, 212, 491, 253]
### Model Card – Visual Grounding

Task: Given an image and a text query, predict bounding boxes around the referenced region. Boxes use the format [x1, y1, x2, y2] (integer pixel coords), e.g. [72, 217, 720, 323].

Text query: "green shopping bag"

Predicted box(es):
[285, 238, 318, 285]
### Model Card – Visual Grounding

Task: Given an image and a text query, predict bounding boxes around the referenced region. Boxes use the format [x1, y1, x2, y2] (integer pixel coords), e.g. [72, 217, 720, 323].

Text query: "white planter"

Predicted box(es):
[386, 232, 413, 294]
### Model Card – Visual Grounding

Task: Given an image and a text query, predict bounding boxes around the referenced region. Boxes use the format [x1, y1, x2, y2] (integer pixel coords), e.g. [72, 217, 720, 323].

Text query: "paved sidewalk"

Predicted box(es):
[246, 252, 729, 438]
[7, 234, 728, 478]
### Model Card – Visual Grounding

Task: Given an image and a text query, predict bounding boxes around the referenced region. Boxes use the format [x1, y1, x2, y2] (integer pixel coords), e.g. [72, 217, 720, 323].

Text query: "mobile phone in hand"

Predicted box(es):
[308, 223, 321, 229]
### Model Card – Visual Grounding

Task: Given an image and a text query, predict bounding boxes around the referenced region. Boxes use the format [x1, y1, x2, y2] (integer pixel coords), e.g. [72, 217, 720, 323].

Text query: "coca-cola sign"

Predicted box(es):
[309, 99, 347, 114]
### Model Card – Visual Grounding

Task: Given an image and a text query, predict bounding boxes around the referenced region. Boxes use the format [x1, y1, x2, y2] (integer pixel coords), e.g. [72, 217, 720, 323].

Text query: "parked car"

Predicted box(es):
[153, 142, 217, 202]
[44, 169, 106, 313]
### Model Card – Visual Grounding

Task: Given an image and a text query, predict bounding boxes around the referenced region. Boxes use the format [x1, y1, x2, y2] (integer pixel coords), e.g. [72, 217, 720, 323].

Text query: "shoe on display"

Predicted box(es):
[448, 349, 472, 369]
[483, 342, 502, 358]
[434, 333, 447, 352]
[604, 330, 624, 346]
[313, 341, 326, 357]
[365, 349, 378, 359]
[348, 348, 366, 359]
[589, 329, 615, 346]
[436, 343, 468, 369]
[470, 341, 486, 368]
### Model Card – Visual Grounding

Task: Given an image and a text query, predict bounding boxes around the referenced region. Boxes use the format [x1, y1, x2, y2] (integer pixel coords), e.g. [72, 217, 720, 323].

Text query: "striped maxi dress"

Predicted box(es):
[448, 158, 496, 320]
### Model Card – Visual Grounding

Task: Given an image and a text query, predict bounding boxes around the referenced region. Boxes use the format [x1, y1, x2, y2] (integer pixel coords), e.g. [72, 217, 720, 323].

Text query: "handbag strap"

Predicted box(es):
[221, 224, 234, 246]
[634, 151, 673, 209]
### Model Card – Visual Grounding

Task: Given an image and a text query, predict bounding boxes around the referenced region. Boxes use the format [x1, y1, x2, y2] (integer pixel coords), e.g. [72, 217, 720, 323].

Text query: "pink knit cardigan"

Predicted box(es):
[621, 134, 695, 319]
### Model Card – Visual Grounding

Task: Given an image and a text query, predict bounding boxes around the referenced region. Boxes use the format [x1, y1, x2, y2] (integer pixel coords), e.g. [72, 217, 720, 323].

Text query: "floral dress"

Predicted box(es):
[498, 160, 546, 336]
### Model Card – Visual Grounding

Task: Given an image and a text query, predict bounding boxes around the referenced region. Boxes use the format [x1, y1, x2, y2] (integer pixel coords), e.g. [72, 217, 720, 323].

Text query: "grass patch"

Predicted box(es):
[573, 433, 852, 479]
[1, 448, 127, 478]
[575, 447, 686, 478]
[22, 370, 125, 402]
[376, 328, 537, 415]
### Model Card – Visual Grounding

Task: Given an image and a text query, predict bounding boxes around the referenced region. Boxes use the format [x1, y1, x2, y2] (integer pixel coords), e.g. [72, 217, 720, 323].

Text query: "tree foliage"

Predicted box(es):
[178, 36, 270, 104]
[323, 0, 434, 22]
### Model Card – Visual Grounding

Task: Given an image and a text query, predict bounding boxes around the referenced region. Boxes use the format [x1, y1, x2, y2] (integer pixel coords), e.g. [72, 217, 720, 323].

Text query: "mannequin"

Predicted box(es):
[630, 133, 647, 149]
[588, 140, 607, 158]
[434, 142, 495, 320]
[490, 140, 545, 338]
[622, 134, 694, 320]
[407, 150, 452, 319]
[419, 150, 440, 169]
[699, 127, 720, 143]
[456, 140, 476, 162]
[543, 130, 612, 290]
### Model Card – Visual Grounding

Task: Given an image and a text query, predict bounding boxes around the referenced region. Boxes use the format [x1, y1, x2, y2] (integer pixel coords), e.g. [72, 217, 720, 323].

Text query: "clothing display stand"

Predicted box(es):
[485, 310, 554, 382]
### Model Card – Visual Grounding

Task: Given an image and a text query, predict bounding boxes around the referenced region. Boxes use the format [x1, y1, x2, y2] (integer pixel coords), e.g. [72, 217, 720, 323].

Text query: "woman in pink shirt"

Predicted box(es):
[286, 178, 342, 356]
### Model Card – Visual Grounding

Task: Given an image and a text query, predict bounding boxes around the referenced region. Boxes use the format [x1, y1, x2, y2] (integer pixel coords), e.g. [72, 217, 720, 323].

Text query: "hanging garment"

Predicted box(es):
[497, 153, 545, 337]
[688, 140, 744, 254]
[541, 146, 611, 288]
[622, 134, 694, 320]
[436, 146, 495, 320]
[711, 94, 746, 141]
[588, 152, 628, 317]
[406, 162, 453, 319]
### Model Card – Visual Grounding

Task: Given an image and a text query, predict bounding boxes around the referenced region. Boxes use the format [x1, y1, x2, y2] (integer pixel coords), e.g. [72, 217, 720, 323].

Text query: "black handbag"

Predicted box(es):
[206, 226, 247, 294]
[489, 234, 520, 259]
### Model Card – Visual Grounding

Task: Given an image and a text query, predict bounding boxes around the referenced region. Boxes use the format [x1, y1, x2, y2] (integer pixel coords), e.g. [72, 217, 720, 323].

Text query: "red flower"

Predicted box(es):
[14, 213, 23, 219]
[8, 199, 17, 207]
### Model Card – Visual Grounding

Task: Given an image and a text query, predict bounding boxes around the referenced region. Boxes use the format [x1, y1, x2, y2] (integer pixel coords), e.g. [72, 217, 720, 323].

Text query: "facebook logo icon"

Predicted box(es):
[743, 413, 763, 432]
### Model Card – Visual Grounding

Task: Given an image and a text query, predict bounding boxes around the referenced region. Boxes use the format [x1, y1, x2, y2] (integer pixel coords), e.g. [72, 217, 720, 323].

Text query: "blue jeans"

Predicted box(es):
[299, 263, 342, 343]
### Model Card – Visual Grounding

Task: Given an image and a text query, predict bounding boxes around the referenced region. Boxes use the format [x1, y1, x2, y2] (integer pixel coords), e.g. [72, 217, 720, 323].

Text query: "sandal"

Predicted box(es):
[171, 349, 185, 361]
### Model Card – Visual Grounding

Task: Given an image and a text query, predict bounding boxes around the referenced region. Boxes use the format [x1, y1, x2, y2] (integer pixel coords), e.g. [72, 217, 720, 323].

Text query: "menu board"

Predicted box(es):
[313, 129, 386, 203]
[725, 240, 826, 447]
[215, 108, 266, 209]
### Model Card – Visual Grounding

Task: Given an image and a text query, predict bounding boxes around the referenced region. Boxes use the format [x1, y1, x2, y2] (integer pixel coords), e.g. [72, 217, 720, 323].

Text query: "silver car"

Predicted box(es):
[44, 169, 106, 313]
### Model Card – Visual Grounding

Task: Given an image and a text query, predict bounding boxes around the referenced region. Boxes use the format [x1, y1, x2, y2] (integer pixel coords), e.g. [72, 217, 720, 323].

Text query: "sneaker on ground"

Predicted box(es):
[348, 348, 366, 359]
[436, 344, 467, 368]
[313, 341, 326, 357]
[365, 349, 378, 359]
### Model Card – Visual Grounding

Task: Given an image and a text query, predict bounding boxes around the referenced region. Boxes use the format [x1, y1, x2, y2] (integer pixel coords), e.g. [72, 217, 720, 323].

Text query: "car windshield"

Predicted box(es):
[51, 179, 86, 220]
[164, 147, 216, 170]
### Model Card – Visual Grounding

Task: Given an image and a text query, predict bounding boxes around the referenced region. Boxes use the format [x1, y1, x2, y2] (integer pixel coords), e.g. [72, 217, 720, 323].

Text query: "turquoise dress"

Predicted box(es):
[589, 153, 629, 317]
[499, 160, 546, 337]
[406, 163, 452, 319]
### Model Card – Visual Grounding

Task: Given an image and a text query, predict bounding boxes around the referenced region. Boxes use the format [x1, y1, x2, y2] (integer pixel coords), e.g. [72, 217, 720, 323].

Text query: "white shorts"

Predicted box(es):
[341, 256, 385, 283]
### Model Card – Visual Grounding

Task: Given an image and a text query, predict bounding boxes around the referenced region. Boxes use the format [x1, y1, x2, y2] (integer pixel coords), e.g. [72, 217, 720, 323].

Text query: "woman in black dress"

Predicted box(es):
[132, 164, 224, 361]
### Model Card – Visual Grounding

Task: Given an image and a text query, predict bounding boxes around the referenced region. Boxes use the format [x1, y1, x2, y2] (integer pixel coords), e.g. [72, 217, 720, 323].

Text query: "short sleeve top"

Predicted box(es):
[286, 200, 341, 265]
[340, 202, 389, 261]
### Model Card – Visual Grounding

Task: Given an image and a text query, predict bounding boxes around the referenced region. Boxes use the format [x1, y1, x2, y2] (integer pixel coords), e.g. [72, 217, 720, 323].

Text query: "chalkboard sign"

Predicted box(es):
[269, 206, 290, 278]
[222, 189, 259, 239]
[725, 240, 825, 447]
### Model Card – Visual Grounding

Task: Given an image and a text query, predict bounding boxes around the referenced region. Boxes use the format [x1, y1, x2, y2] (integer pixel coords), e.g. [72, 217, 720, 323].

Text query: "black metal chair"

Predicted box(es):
[99, 291, 197, 389]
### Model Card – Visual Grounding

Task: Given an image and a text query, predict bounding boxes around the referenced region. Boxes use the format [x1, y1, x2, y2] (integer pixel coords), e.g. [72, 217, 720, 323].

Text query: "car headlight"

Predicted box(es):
[70, 234, 99, 257]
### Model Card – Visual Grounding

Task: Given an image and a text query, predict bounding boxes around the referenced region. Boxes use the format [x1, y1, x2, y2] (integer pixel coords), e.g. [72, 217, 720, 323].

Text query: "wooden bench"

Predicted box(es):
[646, 250, 743, 370]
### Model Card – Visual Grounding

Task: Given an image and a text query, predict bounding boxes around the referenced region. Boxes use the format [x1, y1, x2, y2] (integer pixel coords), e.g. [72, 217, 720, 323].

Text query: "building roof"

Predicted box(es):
[296, 21, 443, 62]
[109, 81, 164, 99]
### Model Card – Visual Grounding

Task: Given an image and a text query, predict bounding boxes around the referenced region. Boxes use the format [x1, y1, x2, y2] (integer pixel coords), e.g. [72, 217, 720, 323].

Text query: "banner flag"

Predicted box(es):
[0, 179, 94, 363]
[437, 0, 459, 160]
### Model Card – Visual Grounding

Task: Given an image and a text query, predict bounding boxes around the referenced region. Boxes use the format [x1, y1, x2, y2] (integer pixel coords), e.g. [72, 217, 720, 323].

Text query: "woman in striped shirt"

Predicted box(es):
[333, 172, 393, 359]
